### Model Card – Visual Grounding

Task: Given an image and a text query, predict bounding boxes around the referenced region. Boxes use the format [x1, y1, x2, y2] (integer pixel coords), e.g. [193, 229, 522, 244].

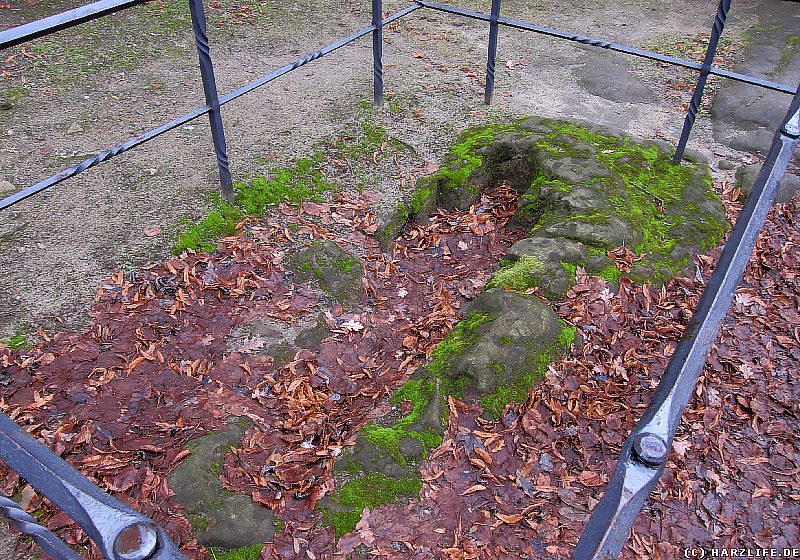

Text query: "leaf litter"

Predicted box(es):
[0, 179, 798, 559]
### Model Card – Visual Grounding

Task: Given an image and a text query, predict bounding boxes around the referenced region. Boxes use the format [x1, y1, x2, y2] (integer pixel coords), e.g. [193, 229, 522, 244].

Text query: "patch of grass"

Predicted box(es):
[209, 544, 264, 560]
[173, 155, 336, 254]
[322, 473, 422, 537]
[480, 325, 576, 418]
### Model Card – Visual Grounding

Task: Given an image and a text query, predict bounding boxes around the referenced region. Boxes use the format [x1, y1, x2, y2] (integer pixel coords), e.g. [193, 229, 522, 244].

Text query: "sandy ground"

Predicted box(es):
[0, 0, 794, 555]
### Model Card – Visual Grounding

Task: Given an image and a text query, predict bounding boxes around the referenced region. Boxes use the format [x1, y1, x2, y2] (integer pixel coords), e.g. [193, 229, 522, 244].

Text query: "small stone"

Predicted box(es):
[539, 452, 554, 472]
[0, 180, 15, 193]
[717, 159, 737, 171]
[736, 163, 799, 204]
[66, 123, 83, 134]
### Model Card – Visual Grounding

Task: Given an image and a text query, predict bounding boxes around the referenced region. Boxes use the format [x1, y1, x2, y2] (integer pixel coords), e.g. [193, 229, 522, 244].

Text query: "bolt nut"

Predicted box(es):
[632, 432, 668, 467]
[113, 522, 158, 560]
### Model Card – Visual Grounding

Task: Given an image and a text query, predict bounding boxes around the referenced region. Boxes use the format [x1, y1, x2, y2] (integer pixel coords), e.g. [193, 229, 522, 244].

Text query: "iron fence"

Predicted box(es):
[0, 0, 798, 559]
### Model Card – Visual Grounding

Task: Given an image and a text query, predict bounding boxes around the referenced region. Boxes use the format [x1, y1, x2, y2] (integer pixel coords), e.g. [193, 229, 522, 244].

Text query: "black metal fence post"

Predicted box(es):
[484, 0, 502, 105]
[188, 0, 234, 201]
[673, 0, 732, 163]
[372, 0, 384, 105]
[574, 84, 800, 560]
[0, 412, 188, 560]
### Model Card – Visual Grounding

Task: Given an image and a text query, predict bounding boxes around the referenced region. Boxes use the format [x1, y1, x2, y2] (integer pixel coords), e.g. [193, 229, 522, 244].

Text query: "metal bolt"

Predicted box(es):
[784, 109, 800, 137]
[631, 432, 668, 467]
[113, 522, 158, 560]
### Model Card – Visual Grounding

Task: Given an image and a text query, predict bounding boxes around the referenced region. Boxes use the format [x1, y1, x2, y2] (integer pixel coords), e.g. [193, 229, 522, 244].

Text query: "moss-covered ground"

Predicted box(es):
[209, 544, 264, 560]
[321, 473, 423, 537]
[173, 152, 335, 254]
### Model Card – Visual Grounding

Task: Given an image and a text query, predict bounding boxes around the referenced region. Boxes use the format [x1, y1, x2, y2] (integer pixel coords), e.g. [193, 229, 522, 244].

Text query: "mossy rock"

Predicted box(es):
[285, 241, 363, 309]
[322, 293, 574, 536]
[323, 116, 729, 538]
[422, 117, 729, 296]
[450, 289, 576, 418]
[499, 237, 613, 300]
[167, 417, 275, 550]
[374, 180, 438, 250]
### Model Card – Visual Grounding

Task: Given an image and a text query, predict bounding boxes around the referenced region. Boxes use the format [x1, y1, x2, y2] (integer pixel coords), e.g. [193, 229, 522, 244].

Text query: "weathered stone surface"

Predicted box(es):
[504, 237, 612, 299]
[167, 418, 276, 549]
[576, 53, 657, 104]
[450, 289, 567, 400]
[428, 116, 728, 292]
[321, 116, 730, 539]
[711, 0, 800, 155]
[285, 240, 363, 309]
[0, 180, 15, 194]
[736, 163, 799, 204]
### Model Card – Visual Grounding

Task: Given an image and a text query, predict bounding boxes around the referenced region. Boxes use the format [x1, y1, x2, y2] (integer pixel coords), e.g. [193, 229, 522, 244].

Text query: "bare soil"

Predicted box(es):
[0, 0, 763, 340]
[0, 0, 791, 556]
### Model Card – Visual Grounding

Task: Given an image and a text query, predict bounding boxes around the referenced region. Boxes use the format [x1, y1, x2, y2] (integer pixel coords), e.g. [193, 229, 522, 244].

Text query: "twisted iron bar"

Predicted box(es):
[188, 0, 233, 201]
[0, 496, 83, 560]
[0, 4, 421, 212]
[372, 0, 384, 105]
[484, 0, 502, 105]
[674, 0, 731, 162]
[0, 107, 207, 211]
[574, 85, 800, 559]
[0, 0, 150, 50]
[416, 0, 794, 94]
[217, 3, 422, 106]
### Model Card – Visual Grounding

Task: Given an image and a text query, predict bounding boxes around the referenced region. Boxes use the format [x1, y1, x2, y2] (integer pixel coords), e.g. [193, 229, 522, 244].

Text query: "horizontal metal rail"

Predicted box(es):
[219, 3, 421, 105]
[0, 0, 151, 50]
[0, 107, 208, 210]
[415, 0, 797, 95]
[0, 3, 422, 212]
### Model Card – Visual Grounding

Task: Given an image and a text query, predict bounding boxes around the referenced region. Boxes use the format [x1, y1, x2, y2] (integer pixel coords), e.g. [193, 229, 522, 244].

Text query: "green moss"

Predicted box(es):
[297, 261, 312, 274]
[322, 473, 422, 537]
[335, 257, 360, 274]
[172, 154, 335, 254]
[480, 325, 576, 418]
[499, 335, 513, 346]
[190, 514, 209, 533]
[486, 256, 544, 292]
[4, 333, 29, 350]
[173, 201, 243, 255]
[427, 313, 493, 378]
[362, 378, 443, 464]
[560, 261, 577, 278]
[208, 544, 264, 560]
[408, 184, 434, 214]
[423, 125, 513, 192]
[337, 122, 390, 160]
[536, 120, 728, 282]
[236, 154, 333, 216]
